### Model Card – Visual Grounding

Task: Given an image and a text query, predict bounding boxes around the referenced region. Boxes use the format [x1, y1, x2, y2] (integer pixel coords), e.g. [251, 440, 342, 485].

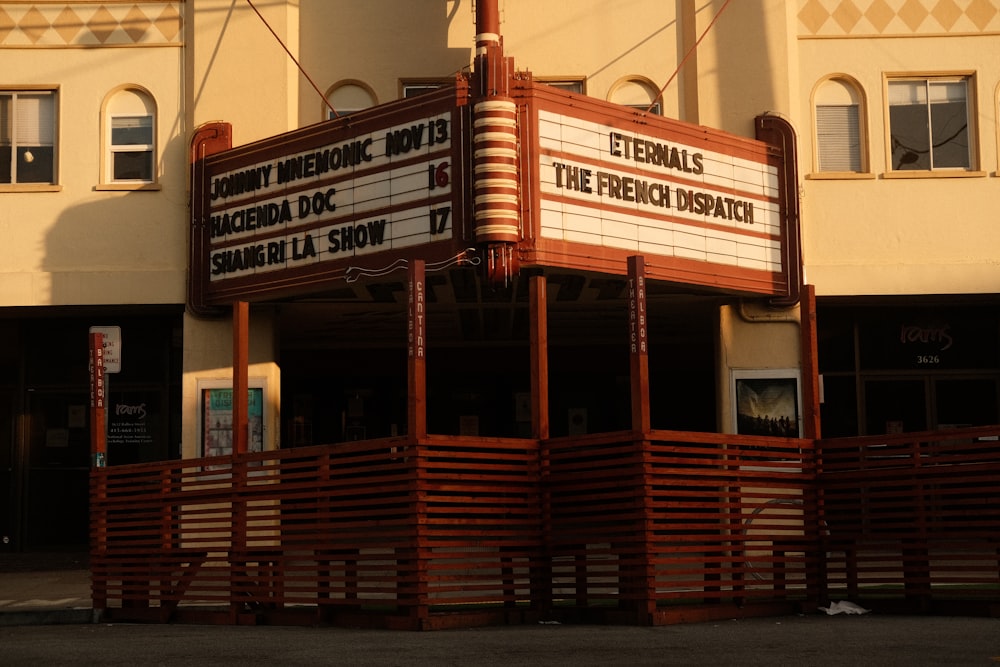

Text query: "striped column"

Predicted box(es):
[472, 98, 520, 245]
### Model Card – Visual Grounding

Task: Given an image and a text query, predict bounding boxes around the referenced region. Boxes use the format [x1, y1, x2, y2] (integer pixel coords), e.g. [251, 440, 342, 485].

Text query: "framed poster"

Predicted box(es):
[732, 369, 801, 438]
[198, 379, 267, 459]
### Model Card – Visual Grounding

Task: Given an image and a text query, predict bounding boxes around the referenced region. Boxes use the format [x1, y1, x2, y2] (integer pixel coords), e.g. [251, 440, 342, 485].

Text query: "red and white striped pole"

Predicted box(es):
[473, 0, 520, 286]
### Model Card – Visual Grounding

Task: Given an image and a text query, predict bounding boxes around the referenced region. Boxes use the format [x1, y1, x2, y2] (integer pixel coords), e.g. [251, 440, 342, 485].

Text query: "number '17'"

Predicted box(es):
[429, 206, 450, 234]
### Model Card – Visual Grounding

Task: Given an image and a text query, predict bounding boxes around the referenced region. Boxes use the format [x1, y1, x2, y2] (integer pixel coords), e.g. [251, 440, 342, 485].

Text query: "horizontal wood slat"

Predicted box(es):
[90, 425, 1000, 628]
[818, 426, 1000, 612]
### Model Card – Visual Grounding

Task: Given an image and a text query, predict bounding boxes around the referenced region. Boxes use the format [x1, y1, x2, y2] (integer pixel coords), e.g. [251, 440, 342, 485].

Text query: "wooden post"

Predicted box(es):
[529, 275, 549, 440]
[626, 256, 656, 623]
[529, 274, 552, 616]
[407, 260, 427, 439]
[799, 284, 821, 440]
[89, 332, 107, 467]
[230, 301, 249, 622]
[88, 331, 108, 612]
[406, 260, 429, 627]
[798, 283, 827, 607]
[627, 256, 651, 434]
[232, 301, 249, 455]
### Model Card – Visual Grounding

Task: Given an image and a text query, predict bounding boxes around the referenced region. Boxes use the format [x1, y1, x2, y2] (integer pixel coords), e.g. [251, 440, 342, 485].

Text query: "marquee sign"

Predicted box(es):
[190, 87, 468, 306]
[518, 85, 794, 298]
[189, 75, 798, 308]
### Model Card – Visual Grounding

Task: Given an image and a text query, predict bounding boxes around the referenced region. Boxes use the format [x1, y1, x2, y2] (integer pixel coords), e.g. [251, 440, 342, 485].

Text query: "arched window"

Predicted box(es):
[813, 77, 866, 173]
[101, 86, 157, 186]
[609, 77, 662, 115]
[325, 81, 377, 120]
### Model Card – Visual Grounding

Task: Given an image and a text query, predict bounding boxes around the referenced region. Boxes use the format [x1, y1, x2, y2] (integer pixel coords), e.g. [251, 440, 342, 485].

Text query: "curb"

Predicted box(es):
[0, 608, 99, 627]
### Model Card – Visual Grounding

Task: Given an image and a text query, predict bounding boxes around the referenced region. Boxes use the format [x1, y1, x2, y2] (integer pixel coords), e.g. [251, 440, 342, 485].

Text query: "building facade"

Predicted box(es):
[2, 0, 998, 553]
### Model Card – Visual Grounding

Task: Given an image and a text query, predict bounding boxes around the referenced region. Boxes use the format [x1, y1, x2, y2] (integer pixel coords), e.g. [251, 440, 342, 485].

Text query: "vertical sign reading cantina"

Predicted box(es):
[199, 97, 460, 298]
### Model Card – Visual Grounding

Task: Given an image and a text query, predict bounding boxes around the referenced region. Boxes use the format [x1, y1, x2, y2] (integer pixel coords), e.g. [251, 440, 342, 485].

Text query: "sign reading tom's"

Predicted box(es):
[191, 86, 469, 306]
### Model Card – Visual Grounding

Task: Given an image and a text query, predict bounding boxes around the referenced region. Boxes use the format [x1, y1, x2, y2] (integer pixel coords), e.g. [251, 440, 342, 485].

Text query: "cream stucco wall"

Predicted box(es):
[187, 0, 299, 146]
[0, 41, 186, 306]
[181, 309, 281, 458]
[797, 33, 1000, 296]
[717, 303, 803, 434]
[293, 0, 684, 125]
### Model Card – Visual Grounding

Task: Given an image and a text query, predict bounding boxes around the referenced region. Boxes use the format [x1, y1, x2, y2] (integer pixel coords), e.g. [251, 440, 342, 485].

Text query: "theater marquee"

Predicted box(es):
[516, 84, 794, 298]
[190, 75, 798, 308]
[189, 88, 468, 307]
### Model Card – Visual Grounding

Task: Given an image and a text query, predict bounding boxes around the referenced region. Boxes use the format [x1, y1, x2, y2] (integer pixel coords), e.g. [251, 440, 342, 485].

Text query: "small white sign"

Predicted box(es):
[89, 325, 122, 373]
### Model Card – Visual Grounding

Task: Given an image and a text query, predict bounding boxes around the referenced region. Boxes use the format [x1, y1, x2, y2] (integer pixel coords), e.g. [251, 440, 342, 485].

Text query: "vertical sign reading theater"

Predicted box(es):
[195, 93, 464, 304]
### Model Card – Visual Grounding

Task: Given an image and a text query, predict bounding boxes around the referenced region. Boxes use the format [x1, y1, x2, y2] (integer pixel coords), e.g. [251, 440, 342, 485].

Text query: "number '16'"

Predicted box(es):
[428, 162, 450, 190]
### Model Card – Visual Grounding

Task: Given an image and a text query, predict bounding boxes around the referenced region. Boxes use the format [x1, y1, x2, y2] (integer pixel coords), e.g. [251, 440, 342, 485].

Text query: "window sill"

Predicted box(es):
[882, 170, 987, 180]
[806, 172, 876, 180]
[0, 184, 62, 193]
[95, 183, 161, 191]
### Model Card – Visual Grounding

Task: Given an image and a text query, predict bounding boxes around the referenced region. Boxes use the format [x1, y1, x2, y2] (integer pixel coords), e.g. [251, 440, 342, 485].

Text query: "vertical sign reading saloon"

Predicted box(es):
[195, 91, 465, 304]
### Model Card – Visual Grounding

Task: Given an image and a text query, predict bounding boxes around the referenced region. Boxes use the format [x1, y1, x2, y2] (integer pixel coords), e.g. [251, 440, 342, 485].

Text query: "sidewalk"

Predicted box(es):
[0, 551, 94, 626]
[1, 553, 999, 667]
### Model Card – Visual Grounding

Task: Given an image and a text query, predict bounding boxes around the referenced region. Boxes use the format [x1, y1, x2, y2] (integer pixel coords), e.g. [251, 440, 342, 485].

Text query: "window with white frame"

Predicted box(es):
[888, 76, 972, 171]
[401, 80, 449, 99]
[0, 90, 56, 185]
[538, 78, 585, 95]
[815, 78, 864, 172]
[609, 78, 662, 115]
[103, 87, 156, 184]
[325, 82, 376, 120]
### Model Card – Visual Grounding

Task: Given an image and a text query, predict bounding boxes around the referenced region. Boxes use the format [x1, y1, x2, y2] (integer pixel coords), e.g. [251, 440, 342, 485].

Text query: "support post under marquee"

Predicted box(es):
[529, 274, 550, 440]
[800, 284, 821, 440]
[408, 260, 427, 439]
[628, 256, 651, 434]
[233, 301, 249, 456]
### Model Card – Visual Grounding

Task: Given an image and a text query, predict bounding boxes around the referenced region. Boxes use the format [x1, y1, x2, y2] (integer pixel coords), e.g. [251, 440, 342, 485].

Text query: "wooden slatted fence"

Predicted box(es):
[92, 434, 541, 629]
[818, 425, 1000, 615]
[544, 430, 820, 624]
[90, 425, 1000, 628]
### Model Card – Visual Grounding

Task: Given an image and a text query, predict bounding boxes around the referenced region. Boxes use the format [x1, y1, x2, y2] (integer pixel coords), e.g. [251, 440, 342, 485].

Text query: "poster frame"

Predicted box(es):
[731, 369, 802, 438]
[197, 377, 269, 461]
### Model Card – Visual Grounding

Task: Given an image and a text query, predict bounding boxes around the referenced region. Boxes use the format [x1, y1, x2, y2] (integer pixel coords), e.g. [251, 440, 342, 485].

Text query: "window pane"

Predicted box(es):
[889, 78, 971, 171]
[0, 95, 10, 144]
[929, 82, 969, 168]
[111, 116, 153, 146]
[889, 82, 930, 170]
[15, 94, 54, 146]
[816, 104, 860, 171]
[17, 146, 54, 183]
[2, 92, 56, 183]
[546, 81, 584, 94]
[113, 150, 153, 181]
[0, 146, 10, 183]
[403, 85, 441, 98]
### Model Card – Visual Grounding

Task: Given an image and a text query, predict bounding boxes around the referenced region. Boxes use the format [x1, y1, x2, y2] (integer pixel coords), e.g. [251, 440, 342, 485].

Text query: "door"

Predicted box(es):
[0, 391, 15, 550]
[24, 391, 90, 548]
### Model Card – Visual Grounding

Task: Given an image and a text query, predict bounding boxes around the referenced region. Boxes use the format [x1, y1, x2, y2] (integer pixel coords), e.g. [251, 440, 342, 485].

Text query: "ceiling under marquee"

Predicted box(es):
[271, 267, 727, 350]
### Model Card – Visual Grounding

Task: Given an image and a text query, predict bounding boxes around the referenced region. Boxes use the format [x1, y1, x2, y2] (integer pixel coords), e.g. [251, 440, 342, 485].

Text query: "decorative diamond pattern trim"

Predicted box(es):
[0, 3, 183, 47]
[799, 0, 1000, 35]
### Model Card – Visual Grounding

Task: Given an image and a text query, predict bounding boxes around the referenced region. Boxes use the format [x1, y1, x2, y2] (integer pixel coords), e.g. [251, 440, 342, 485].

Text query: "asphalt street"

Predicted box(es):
[2, 615, 999, 666]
